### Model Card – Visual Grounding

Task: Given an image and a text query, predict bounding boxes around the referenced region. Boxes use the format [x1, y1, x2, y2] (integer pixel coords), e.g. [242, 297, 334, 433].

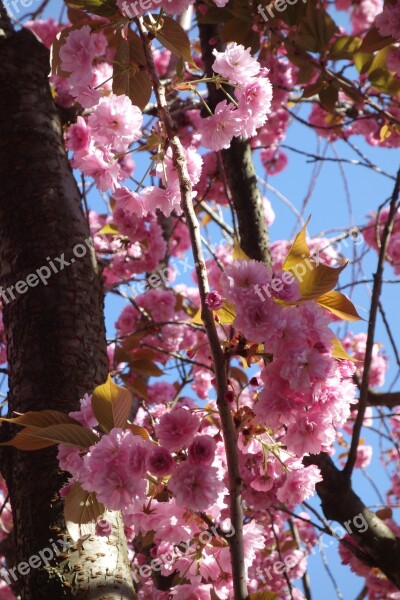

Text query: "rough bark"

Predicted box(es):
[304, 453, 400, 589]
[0, 11, 134, 600]
[197, 19, 271, 265]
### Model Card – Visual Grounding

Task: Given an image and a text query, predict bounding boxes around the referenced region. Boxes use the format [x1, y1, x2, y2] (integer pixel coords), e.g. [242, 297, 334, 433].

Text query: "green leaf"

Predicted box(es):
[146, 16, 192, 63]
[0, 424, 99, 450]
[197, 6, 232, 24]
[0, 410, 79, 428]
[294, 3, 338, 53]
[130, 359, 164, 377]
[221, 18, 260, 53]
[66, 0, 117, 17]
[91, 374, 133, 432]
[99, 223, 120, 235]
[64, 482, 105, 542]
[216, 301, 236, 325]
[232, 237, 251, 261]
[317, 290, 363, 321]
[282, 217, 311, 271]
[125, 424, 150, 440]
[358, 27, 395, 53]
[249, 592, 279, 600]
[113, 30, 152, 111]
[329, 35, 362, 59]
[353, 51, 374, 74]
[298, 262, 347, 300]
[319, 84, 338, 112]
[331, 338, 359, 362]
[229, 366, 249, 385]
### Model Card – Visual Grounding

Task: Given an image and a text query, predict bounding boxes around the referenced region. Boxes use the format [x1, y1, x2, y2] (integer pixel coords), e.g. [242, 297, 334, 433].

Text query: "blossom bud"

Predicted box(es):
[224, 390, 235, 403]
[205, 291, 223, 310]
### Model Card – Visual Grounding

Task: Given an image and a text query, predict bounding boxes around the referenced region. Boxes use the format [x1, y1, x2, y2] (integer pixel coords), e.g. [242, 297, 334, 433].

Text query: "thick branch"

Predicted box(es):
[0, 21, 134, 599]
[304, 453, 400, 589]
[367, 390, 400, 409]
[136, 18, 248, 600]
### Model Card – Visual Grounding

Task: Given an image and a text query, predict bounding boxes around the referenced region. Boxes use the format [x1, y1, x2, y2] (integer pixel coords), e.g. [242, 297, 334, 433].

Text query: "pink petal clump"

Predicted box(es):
[212, 42, 261, 86]
[168, 462, 223, 510]
[155, 408, 200, 451]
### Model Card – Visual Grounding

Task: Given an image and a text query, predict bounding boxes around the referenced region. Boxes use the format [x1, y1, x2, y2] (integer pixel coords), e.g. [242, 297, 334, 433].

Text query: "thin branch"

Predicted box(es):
[136, 18, 248, 600]
[344, 168, 400, 478]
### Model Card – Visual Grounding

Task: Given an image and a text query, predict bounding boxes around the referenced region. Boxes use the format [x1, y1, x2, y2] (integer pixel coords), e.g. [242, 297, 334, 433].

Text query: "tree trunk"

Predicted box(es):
[0, 10, 135, 600]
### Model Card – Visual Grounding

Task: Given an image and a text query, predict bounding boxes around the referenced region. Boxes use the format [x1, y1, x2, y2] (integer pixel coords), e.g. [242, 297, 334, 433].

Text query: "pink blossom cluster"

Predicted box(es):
[363, 207, 400, 274]
[375, 2, 400, 38]
[342, 332, 388, 388]
[58, 390, 324, 597]
[217, 259, 357, 460]
[198, 43, 273, 151]
[54, 25, 145, 194]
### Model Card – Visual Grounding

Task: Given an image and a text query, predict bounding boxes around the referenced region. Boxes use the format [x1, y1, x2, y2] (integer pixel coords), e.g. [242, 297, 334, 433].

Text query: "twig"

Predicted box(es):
[344, 168, 400, 478]
[135, 18, 248, 600]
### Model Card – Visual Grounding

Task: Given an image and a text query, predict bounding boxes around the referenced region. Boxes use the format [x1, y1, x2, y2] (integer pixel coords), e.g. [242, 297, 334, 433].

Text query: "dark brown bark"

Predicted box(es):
[0, 12, 134, 600]
[303, 453, 400, 589]
[197, 19, 271, 265]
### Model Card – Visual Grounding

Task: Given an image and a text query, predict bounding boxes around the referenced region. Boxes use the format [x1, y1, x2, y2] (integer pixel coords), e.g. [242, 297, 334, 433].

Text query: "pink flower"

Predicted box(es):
[374, 2, 400, 38]
[65, 116, 91, 152]
[59, 26, 98, 85]
[57, 445, 85, 480]
[188, 435, 217, 465]
[146, 446, 175, 477]
[113, 187, 148, 218]
[205, 291, 223, 310]
[96, 518, 112, 537]
[73, 146, 121, 192]
[148, 381, 177, 405]
[233, 295, 283, 346]
[199, 101, 242, 151]
[0, 579, 17, 600]
[355, 444, 373, 469]
[236, 77, 273, 137]
[220, 259, 272, 304]
[268, 269, 300, 302]
[279, 347, 333, 391]
[141, 183, 181, 218]
[286, 409, 335, 456]
[25, 18, 62, 49]
[69, 393, 98, 429]
[81, 428, 149, 510]
[88, 93, 143, 153]
[156, 408, 200, 451]
[168, 463, 223, 510]
[212, 42, 260, 86]
[277, 466, 323, 506]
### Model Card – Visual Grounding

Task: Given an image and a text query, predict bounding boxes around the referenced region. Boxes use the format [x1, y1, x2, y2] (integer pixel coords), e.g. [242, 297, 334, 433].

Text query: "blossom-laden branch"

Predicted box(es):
[135, 17, 249, 600]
